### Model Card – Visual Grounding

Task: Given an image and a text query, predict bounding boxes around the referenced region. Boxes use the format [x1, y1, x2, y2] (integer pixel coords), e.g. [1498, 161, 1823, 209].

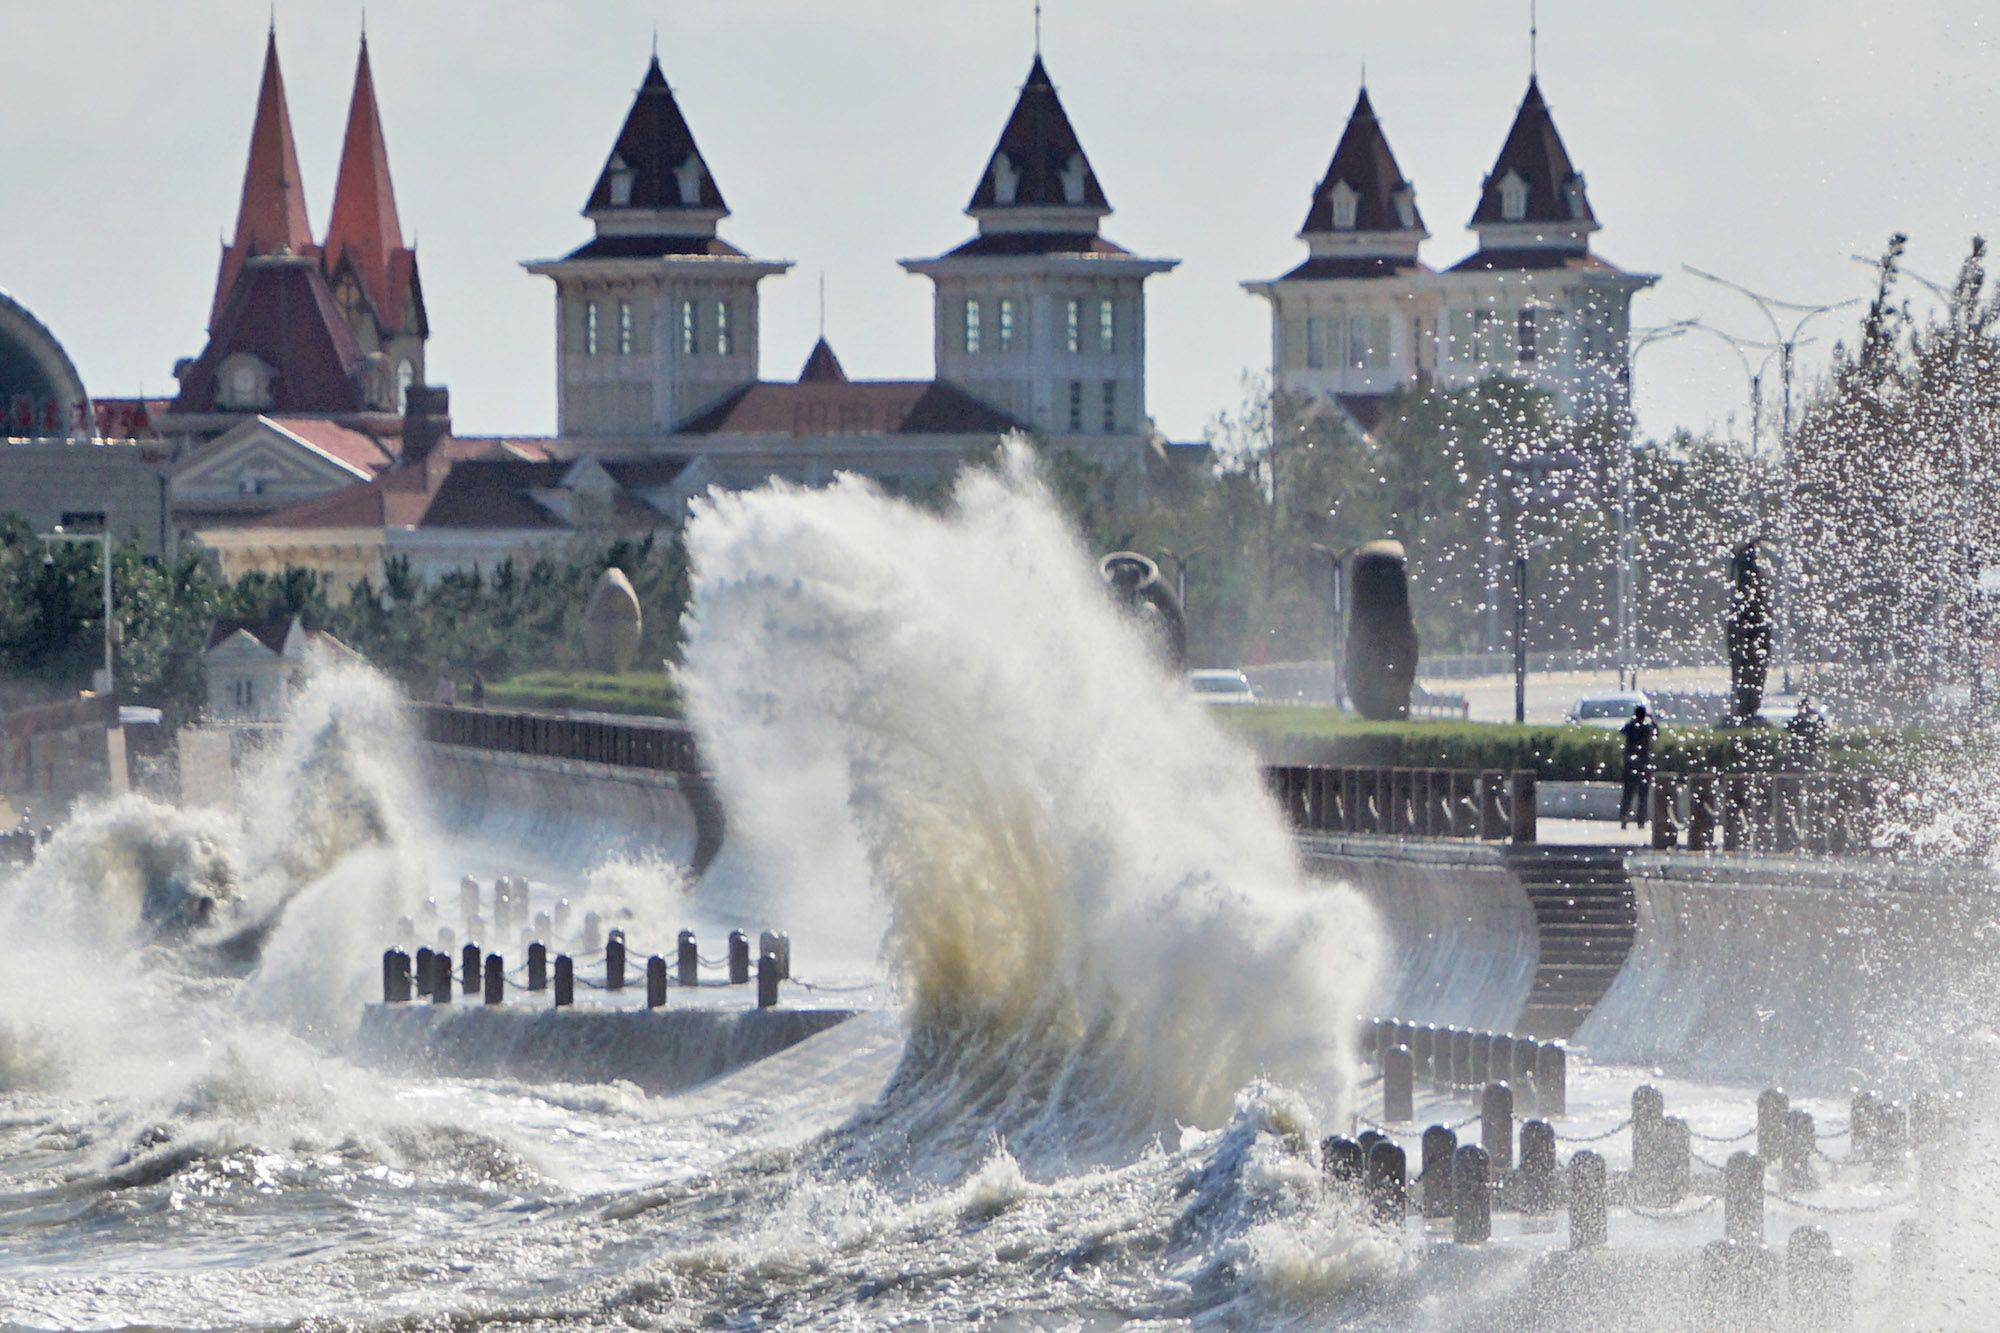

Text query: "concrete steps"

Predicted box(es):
[1505, 845, 1638, 1039]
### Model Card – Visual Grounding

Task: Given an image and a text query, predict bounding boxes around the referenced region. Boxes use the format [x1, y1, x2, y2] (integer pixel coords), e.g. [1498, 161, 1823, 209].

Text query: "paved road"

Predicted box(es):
[1428, 666, 1731, 724]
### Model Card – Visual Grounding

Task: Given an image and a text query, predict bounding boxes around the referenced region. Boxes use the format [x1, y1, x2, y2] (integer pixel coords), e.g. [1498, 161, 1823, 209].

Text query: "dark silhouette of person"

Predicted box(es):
[1786, 695, 1827, 769]
[1619, 705, 1658, 829]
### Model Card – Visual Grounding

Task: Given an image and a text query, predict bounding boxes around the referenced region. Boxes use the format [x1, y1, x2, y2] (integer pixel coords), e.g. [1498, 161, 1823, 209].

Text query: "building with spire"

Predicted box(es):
[524, 56, 790, 437]
[901, 55, 1176, 461]
[1248, 76, 1654, 430]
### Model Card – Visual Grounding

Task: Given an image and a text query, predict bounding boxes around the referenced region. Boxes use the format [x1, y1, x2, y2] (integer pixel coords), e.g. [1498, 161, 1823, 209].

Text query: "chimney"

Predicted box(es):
[401, 383, 450, 467]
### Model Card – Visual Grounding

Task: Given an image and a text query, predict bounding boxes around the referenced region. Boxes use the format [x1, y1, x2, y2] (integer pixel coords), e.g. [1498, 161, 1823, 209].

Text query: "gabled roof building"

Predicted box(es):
[1247, 75, 1655, 431]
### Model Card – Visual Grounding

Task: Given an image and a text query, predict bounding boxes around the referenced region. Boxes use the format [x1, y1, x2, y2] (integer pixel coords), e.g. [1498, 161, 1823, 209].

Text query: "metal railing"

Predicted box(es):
[1268, 765, 1537, 844]
[412, 703, 704, 776]
[1646, 771, 1888, 855]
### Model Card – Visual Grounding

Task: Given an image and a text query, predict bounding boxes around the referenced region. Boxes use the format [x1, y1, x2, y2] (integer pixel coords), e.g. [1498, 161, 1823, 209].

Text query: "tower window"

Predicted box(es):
[1499, 171, 1528, 223]
[715, 301, 732, 356]
[681, 300, 698, 356]
[1067, 380, 1083, 431]
[618, 300, 633, 356]
[1517, 308, 1539, 363]
[1065, 299, 1081, 354]
[1098, 299, 1115, 353]
[607, 155, 635, 207]
[998, 298, 1015, 351]
[396, 359, 415, 411]
[1305, 316, 1328, 371]
[1349, 313, 1391, 370]
[1101, 380, 1117, 433]
[584, 301, 600, 356]
[963, 299, 982, 354]
[1330, 180, 1358, 230]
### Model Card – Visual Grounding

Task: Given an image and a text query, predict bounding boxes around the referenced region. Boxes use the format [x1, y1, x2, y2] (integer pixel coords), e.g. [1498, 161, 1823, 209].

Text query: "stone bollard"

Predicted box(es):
[554, 898, 571, 936]
[728, 930, 751, 985]
[1452, 1030, 1475, 1090]
[461, 942, 481, 995]
[1322, 1135, 1365, 1187]
[1567, 1151, 1607, 1249]
[382, 949, 404, 1003]
[1453, 1145, 1491, 1243]
[1781, 1109, 1817, 1190]
[1911, 1091, 1943, 1148]
[1848, 1090, 1876, 1161]
[1481, 1082, 1515, 1173]
[1873, 1101, 1908, 1178]
[1687, 773, 1718, 850]
[1891, 1219, 1930, 1293]
[430, 951, 452, 1005]
[459, 875, 479, 924]
[1357, 1129, 1384, 1158]
[1383, 1045, 1415, 1123]
[1518, 1119, 1557, 1216]
[533, 911, 552, 940]
[492, 878, 509, 935]
[1631, 1084, 1666, 1201]
[757, 950, 780, 1008]
[414, 946, 433, 997]
[1536, 1043, 1567, 1118]
[397, 914, 414, 939]
[1510, 1036, 1540, 1114]
[677, 930, 698, 987]
[483, 954, 504, 1006]
[436, 925, 453, 953]
[1365, 1140, 1407, 1225]
[646, 955, 667, 1009]
[1650, 778, 1679, 850]
[583, 910, 602, 953]
[606, 929, 626, 991]
[527, 941, 548, 991]
[1468, 1033, 1494, 1090]
[553, 954, 574, 1008]
[1662, 1117, 1692, 1205]
[759, 930, 792, 982]
[1724, 1151, 1765, 1244]
[1787, 1225, 1854, 1329]
[1420, 1125, 1458, 1219]
[1756, 1088, 1790, 1163]
[1409, 1026, 1432, 1084]
[1697, 1239, 1781, 1326]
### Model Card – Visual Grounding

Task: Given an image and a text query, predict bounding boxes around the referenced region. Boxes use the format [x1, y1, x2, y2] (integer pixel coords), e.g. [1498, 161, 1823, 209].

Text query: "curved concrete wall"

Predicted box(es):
[1301, 835, 1537, 1030]
[1574, 854, 2000, 1092]
[426, 744, 699, 881]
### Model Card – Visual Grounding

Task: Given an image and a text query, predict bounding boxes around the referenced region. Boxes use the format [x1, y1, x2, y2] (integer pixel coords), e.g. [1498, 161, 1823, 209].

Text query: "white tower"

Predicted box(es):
[526, 57, 790, 439]
[901, 56, 1175, 459]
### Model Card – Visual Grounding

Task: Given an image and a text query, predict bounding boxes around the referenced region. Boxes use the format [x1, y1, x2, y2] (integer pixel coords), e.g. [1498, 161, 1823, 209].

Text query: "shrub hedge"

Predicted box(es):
[1222, 707, 1905, 782]
[485, 670, 681, 718]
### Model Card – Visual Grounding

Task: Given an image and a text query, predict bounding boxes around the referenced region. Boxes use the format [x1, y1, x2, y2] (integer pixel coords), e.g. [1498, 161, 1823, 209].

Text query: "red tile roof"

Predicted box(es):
[245, 453, 690, 534]
[1302, 88, 1425, 237]
[172, 256, 364, 415]
[323, 36, 424, 339]
[676, 380, 1024, 436]
[206, 613, 293, 653]
[267, 416, 396, 474]
[212, 30, 316, 328]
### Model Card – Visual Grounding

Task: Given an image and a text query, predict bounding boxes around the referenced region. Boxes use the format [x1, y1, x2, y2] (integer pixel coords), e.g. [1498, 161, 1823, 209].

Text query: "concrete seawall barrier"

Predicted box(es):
[1574, 854, 2000, 1092]
[1300, 835, 1538, 1032]
[358, 1003, 857, 1095]
[426, 744, 703, 876]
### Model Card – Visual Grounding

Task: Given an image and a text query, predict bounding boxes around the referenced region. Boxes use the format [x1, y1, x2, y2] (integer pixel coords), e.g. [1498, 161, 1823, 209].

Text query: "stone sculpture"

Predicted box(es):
[1098, 552, 1187, 669]
[1726, 540, 1773, 725]
[1345, 540, 1418, 721]
[583, 566, 643, 673]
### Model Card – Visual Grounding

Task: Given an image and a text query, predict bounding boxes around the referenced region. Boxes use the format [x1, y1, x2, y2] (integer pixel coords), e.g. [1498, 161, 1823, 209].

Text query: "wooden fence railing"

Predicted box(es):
[1267, 765, 1538, 844]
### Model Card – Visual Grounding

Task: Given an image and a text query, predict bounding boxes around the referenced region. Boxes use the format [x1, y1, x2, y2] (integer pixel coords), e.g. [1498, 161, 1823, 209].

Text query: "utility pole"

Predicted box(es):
[1683, 266, 1862, 691]
[1514, 553, 1528, 723]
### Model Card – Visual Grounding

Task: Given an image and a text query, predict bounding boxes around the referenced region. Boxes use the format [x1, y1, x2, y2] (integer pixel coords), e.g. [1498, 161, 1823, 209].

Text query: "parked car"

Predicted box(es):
[1189, 669, 1258, 705]
[1566, 690, 1650, 728]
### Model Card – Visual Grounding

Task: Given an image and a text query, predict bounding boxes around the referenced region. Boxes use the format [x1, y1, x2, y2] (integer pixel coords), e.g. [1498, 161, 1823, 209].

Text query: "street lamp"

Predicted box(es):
[40, 525, 114, 695]
[1503, 455, 1581, 723]
[1683, 265, 1864, 690]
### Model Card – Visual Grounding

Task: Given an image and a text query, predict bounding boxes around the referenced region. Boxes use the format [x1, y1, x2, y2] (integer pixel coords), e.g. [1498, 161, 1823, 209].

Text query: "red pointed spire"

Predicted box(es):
[325, 34, 411, 328]
[211, 28, 315, 326]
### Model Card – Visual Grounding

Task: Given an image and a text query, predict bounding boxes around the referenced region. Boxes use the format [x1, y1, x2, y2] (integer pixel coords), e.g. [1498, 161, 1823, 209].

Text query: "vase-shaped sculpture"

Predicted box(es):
[1098, 552, 1188, 670]
[1345, 541, 1419, 721]
[584, 567, 643, 674]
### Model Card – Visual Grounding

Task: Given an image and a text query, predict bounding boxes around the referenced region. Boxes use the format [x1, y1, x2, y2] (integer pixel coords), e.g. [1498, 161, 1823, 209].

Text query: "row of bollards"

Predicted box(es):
[380, 926, 792, 1011]
[1365, 1017, 1567, 1120]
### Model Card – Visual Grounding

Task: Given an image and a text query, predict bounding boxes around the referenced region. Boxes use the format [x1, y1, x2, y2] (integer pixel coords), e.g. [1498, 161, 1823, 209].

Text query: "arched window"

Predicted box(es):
[1499, 171, 1529, 223]
[396, 360, 416, 412]
[1330, 181, 1358, 230]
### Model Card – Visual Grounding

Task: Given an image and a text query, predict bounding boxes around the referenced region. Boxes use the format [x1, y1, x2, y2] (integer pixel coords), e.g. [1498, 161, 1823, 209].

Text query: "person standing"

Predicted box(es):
[1786, 696, 1827, 769]
[1619, 705, 1658, 829]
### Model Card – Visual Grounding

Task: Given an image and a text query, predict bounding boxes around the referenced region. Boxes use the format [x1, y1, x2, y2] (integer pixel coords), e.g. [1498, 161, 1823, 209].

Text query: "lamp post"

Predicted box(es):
[41, 525, 114, 695]
[1684, 266, 1863, 690]
[1503, 456, 1580, 724]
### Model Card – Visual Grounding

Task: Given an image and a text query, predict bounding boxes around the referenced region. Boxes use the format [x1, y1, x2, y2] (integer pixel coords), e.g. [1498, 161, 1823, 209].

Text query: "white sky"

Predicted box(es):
[4, 0, 1994, 443]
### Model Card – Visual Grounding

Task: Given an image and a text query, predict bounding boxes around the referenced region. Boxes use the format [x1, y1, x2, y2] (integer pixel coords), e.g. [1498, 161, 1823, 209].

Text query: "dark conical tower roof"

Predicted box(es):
[1471, 77, 1596, 228]
[798, 337, 846, 383]
[585, 56, 727, 215]
[1302, 87, 1425, 236]
[968, 56, 1108, 215]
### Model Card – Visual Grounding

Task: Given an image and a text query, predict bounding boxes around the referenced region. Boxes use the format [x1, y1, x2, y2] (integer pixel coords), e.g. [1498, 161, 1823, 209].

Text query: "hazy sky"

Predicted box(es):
[5, 0, 1995, 443]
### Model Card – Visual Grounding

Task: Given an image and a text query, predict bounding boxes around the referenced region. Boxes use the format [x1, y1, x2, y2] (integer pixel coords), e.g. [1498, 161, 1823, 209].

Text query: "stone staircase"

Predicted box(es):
[1504, 845, 1637, 1038]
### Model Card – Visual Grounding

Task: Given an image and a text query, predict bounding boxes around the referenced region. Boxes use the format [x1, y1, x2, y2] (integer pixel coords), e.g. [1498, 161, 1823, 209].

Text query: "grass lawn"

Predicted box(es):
[485, 670, 680, 718]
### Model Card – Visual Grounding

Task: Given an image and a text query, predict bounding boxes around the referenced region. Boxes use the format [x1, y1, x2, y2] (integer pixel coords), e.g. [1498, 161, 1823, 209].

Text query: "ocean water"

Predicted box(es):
[0, 449, 1398, 1328]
